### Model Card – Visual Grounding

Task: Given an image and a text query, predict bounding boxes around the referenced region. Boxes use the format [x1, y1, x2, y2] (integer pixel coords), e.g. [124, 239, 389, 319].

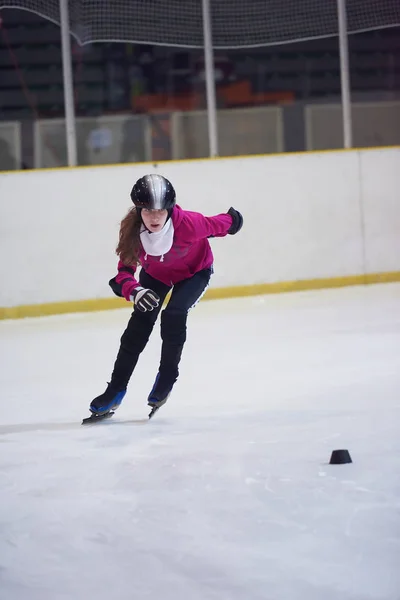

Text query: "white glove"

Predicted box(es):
[130, 287, 160, 312]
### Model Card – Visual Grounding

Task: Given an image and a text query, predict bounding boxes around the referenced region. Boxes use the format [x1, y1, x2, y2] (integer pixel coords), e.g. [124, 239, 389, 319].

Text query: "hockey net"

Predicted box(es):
[0, 0, 399, 48]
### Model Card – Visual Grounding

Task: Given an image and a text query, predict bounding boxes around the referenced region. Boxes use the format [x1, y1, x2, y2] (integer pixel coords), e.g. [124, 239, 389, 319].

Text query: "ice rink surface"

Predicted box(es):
[1, 283, 400, 600]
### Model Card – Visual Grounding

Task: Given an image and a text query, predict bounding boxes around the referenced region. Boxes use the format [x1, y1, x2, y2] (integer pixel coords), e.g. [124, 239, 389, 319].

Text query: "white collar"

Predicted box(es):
[140, 218, 174, 262]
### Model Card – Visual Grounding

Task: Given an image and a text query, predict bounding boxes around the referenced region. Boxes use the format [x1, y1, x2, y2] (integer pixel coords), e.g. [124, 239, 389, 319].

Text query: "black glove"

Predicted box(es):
[227, 207, 243, 235]
[130, 287, 160, 312]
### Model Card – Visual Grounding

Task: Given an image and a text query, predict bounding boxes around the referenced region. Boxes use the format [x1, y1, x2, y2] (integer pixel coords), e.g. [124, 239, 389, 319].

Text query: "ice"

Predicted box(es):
[1, 283, 400, 600]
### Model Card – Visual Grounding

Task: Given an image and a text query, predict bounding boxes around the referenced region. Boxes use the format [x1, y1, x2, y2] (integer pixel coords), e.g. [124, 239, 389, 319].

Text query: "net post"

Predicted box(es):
[201, 0, 219, 157]
[337, 0, 353, 148]
[59, 0, 77, 166]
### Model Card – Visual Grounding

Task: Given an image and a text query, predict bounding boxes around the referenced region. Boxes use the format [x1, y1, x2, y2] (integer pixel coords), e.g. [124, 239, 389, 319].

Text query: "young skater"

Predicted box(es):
[88, 173, 243, 418]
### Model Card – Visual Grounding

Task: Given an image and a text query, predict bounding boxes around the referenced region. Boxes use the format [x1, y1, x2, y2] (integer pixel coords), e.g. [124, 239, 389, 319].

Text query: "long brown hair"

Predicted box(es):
[116, 207, 142, 266]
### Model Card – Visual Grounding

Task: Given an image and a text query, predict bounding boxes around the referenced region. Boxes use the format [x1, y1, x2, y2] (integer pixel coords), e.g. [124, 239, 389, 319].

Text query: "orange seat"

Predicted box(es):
[219, 80, 253, 106]
[133, 91, 202, 112]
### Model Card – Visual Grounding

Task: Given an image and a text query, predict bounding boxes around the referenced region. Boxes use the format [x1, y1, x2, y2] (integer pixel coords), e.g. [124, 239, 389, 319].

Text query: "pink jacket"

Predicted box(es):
[114, 205, 233, 300]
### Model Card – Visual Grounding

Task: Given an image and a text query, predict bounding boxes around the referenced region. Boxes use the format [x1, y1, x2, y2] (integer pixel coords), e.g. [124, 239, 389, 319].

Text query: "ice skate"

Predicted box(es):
[89, 383, 126, 416]
[147, 371, 177, 417]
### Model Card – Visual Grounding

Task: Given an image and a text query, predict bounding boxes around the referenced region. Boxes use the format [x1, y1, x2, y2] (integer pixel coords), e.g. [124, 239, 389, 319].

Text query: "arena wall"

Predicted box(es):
[1, 146, 399, 319]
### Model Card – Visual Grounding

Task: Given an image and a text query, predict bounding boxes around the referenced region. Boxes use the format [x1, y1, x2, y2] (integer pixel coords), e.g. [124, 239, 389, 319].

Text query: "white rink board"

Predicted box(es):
[359, 148, 400, 274]
[0, 147, 399, 308]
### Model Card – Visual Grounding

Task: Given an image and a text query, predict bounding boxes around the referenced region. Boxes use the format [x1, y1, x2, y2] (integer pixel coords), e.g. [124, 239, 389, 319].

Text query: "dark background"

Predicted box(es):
[1, 9, 399, 119]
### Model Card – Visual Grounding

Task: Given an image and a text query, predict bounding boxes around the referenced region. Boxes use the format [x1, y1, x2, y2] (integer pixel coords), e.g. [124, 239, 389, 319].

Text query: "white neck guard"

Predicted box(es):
[140, 218, 174, 262]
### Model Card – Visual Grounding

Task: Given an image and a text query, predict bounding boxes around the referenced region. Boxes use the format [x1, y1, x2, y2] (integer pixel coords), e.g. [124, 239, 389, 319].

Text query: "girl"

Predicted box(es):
[88, 173, 243, 419]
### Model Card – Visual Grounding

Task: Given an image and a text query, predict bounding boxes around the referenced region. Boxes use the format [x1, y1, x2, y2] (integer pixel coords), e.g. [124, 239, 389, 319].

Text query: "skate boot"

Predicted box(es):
[90, 383, 126, 416]
[147, 370, 177, 409]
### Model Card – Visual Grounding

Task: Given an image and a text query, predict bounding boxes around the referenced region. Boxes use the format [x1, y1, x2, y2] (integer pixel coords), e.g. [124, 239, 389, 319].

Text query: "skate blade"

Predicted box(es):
[148, 406, 159, 419]
[148, 400, 169, 419]
[82, 411, 115, 425]
[147, 392, 170, 419]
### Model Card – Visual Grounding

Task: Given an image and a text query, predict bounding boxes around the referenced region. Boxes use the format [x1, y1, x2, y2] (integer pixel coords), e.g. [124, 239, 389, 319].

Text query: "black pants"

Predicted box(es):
[110, 267, 212, 390]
